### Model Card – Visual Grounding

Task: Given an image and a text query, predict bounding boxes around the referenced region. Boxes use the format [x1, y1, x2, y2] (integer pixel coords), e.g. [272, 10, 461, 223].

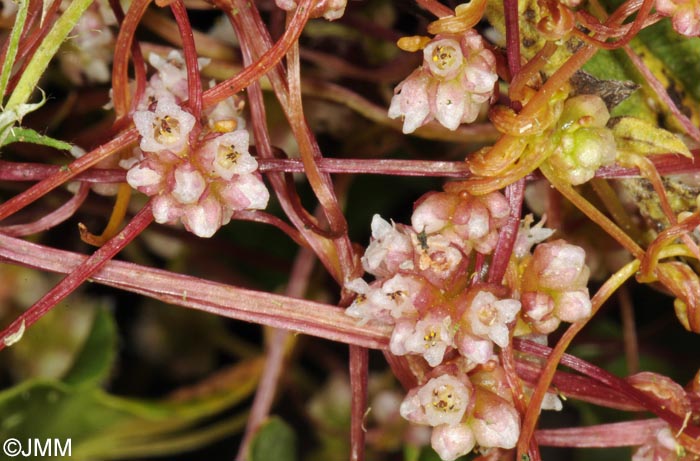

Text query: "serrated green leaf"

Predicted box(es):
[611, 117, 692, 158]
[249, 417, 297, 461]
[62, 308, 117, 387]
[3, 127, 72, 151]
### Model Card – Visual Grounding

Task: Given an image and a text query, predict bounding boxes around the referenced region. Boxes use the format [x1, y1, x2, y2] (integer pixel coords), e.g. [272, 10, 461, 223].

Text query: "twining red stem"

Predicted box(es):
[488, 178, 524, 284]
[170, 0, 203, 122]
[0, 235, 392, 349]
[0, 128, 138, 222]
[0, 183, 89, 236]
[0, 202, 153, 353]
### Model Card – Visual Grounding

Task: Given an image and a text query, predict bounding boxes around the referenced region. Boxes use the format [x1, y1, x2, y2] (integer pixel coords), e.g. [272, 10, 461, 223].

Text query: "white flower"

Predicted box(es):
[362, 214, 414, 277]
[133, 98, 196, 154]
[513, 214, 555, 258]
[390, 314, 455, 366]
[400, 374, 472, 427]
[388, 31, 497, 134]
[274, 0, 347, 20]
[345, 278, 383, 325]
[200, 130, 258, 180]
[373, 274, 422, 319]
[466, 291, 520, 348]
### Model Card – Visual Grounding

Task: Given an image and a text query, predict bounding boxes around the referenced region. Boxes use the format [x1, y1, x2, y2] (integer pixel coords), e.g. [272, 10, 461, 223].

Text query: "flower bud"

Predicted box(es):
[431, 423, 476, 461]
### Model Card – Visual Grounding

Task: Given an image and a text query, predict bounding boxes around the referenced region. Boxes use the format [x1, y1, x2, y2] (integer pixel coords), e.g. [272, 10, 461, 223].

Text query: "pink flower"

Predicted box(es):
[412, 233, 465, 284]
[388, 68, 432, 134]
[400, 374, 472, 427]
[431, 423, 476, 461]
[389, 30, 497, 133]
[530, 239, 589, 291]
[469, 388, 520, 449]
[127, 131, 269, 238]
[274, 0, 347, 20]
[521, 240, 593, 331]
[454, 331, 494, 365]
[411, 189, 509, 255]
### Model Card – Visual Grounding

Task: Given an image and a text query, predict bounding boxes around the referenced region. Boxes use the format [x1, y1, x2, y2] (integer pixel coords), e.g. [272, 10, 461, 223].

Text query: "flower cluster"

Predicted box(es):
[346, 184, 593, 460]
[388, 30, 497, 134]
[59, 0, 116, 84]
[125, 51, 269, 237]
[519, 239, 592, 333]
[656, 0, 700, 36]
[274, 0, 347, 21]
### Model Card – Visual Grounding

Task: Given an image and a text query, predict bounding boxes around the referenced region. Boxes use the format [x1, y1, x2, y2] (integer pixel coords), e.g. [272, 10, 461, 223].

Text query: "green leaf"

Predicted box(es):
[0, 358, 264, 460]
[0, 0, 29, 101]
[62, 307, 117, 387]
[3, 127, 73, 151]
[582, 49, 656, 121]
[249, 417, 297, 461]
[610, 117, 692, 158]
[636, 20, 700, 103]
[5, 0, 94, 111]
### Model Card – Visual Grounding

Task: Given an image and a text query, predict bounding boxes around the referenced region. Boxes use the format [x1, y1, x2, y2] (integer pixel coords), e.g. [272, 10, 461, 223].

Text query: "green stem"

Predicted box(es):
[0, 0, 29, 102]
[5, 0, 94, 110]
[541, 163, 645, 260]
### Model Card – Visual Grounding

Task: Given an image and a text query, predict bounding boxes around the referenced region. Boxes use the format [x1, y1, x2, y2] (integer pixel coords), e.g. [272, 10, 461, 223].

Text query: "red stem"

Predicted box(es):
[0, 235, 392, 349]
[503, 0, 522, 79]
[0, 182, 89, 236]
[170, 0, 203, 122]
[112, 0, 152, 118]
[0, 128, 138, 221]
[108, 0, 147, 113]
[536, 419, 667, 447]
[235, 247, 315, 461]
[349, 345, 369, 461]
[0, 201, 153, 353]
[487, 178, 524, 284]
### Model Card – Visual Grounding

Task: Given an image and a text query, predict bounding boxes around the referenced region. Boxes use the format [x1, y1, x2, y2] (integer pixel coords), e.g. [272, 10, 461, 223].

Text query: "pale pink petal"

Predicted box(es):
[182, 196, 223, 238]
[172, 165, 206, 204]
[435, 79, 467, 131]
[431, 423, 476, 461]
